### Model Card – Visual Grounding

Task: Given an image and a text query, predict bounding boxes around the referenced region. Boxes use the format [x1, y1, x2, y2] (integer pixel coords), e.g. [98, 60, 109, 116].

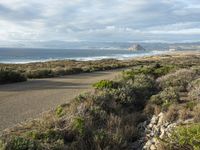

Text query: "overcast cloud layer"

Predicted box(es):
[0, 0, 200, 43]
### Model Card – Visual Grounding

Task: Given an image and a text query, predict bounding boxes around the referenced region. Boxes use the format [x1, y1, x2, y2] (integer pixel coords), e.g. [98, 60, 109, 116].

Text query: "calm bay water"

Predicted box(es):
[0, 48, 168, 64]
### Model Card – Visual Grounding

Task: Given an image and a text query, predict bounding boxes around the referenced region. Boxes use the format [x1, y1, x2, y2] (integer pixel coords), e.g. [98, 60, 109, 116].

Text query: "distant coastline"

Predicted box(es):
[0, 48, 170, 64]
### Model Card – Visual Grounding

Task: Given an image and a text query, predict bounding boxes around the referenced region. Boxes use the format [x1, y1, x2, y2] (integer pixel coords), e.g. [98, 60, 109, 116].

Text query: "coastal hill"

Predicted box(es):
[128, 44, 146, 51]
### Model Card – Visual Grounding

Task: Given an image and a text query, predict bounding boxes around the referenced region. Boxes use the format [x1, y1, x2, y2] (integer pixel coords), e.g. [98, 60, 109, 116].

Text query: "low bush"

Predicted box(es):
[72, 117, 85, 136]
[188, 78, 200, 101]
[122, 64, 174, 80]
[157, 69, 199, 91]
[4, 136, 39, 150]
[187, 78, 200, 91]
[93, 80, 120, 90]
[55, 105, 65, 118]
[167, 123, 200, 150]
[0, 69, 27, 84]
[178, 107, 192, 120]
[131, 74, 156, 98]
[193, 104, 200, 122]
[108, 74, 156, 109]
[164, 105, 179, 122]
[188, 88, 200, 101]
[150, 87, 179, 110]
[27, 69, 55, 78]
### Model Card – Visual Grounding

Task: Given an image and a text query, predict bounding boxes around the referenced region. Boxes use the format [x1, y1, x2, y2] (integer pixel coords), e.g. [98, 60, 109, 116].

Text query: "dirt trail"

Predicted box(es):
[0, 70, 122, 131]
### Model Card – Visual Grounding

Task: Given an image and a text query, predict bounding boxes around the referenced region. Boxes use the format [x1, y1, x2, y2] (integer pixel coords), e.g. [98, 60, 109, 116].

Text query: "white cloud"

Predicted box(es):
[0, 0, 200, 43]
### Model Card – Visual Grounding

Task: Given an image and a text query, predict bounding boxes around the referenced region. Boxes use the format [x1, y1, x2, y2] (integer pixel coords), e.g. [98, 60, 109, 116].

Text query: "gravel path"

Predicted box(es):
[0, 70, 122, 131]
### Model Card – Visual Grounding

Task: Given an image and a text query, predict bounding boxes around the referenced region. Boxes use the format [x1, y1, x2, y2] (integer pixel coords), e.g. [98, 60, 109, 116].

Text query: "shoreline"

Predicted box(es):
[0, 50, 200, 84]
[0, 50, 171, 64]
[0, 50, 199, 65]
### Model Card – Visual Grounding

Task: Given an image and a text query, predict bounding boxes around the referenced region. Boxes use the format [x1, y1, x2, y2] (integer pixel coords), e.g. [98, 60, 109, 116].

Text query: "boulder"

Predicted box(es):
[128, 44, 146, 51]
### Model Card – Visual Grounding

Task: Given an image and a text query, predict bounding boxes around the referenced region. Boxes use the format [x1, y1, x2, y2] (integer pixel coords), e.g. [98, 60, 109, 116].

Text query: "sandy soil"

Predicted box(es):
[0, 69, 123, 131]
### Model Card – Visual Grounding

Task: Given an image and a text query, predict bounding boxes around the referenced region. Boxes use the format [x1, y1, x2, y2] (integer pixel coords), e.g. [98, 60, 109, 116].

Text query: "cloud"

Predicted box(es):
[0, 0, 200, 44]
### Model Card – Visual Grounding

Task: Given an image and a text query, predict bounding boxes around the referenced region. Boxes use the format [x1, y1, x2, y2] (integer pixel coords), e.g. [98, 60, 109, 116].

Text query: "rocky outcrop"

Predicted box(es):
[128, 44, 146, 51]
[132, 113, 194, 150]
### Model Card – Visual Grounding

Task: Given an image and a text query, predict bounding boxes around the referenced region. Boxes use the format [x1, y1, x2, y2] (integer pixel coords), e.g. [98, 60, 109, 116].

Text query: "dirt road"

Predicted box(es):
[0, 70, 122, 131]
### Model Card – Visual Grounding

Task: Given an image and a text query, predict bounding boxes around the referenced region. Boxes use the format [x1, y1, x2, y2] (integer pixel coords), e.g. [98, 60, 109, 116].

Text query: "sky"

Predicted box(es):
[0, 0, 200, 44]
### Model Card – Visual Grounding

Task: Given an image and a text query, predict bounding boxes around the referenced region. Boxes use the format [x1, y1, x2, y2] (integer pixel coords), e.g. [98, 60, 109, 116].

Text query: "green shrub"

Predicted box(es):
[187, 78, 200, 91]
[150, 87, 179, 110]
[157, 69, 199, 91]
[55, 105, 65, 117]
[65, 68, 83, 75]
[164, 105, 179, 122]
[5, 137, 39, 150]
[122, 64, 174, 80]
[93, 80, 119, 90]
[72, 117, 85, 136]
[27, 69, 54, 78]
[131, 74, 156, 99]
[186, 101, 197, 110]
[75, 93, 91, 102]
[153, 65, 175, 78]
[188, 78, 200, 101]
[111, 86, 136, 106]
[109, 75, 156, 109]
[193, 104, 200, 122]
[168, 123, 200, 150]
[0, 69, 27, 84]
[93, 130, 109, 149]
[0, 140, 5, 150]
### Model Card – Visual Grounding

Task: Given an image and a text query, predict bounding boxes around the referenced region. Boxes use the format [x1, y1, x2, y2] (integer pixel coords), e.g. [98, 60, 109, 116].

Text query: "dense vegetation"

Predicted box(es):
[0, 59, 130, 84]
[1, 53, 200, 149]
[0, 69, 27, 84]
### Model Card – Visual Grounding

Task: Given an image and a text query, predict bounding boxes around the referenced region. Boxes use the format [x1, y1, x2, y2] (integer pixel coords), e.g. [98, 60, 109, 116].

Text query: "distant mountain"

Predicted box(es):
[0, 41, 200, 51]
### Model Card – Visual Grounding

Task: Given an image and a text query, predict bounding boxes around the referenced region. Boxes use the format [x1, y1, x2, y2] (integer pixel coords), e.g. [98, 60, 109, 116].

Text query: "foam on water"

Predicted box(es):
[0, 49, 170, 64]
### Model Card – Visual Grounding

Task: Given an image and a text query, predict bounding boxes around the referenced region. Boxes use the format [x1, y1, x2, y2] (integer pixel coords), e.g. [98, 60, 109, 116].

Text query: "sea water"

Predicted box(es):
[0, 48, 169, 64]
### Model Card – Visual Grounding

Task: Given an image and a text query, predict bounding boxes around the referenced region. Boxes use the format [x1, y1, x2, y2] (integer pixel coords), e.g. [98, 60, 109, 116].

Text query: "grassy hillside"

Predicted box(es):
[0, 53, 200, 150]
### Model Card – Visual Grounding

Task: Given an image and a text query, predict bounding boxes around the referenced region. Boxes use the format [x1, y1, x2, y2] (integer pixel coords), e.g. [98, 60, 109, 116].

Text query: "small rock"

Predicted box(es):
[160, 126, 165, 134]
[158, 112, 164, 117]
[151, 115, 158, 124]
[143, 140, 152, 149]
[159, 133, 165, 139]
[148, 123, 153, 129]
[164, 122, 170, 128]
[150, 132, 154, 137]
[183, 118, 194, 124]
[150, 144, 157, 150]
[167, 123, 177, 130]
[157, 113, 164, 126]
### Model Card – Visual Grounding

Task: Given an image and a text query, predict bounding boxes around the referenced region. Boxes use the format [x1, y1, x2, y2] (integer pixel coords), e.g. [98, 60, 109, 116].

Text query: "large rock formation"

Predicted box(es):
[128, 44, 146, 51]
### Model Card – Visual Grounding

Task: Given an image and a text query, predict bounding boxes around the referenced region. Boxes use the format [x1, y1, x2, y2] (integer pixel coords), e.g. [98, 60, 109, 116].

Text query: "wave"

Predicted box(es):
[0, 50, 170, 64]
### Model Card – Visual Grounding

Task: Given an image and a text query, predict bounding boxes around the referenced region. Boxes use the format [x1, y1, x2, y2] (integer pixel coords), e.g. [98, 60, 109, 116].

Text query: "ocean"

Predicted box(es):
[0, 48, 168, 64]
